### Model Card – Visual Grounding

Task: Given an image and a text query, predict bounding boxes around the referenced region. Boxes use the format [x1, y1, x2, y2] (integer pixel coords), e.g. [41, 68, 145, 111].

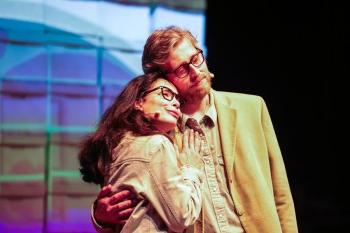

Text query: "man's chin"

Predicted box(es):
[196, 81, 211, 94]
[186, 87, 210, 101]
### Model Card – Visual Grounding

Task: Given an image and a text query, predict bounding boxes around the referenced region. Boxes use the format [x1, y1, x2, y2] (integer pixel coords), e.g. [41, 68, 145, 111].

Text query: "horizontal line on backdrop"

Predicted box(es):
[0, 141, 80, 148]
[0, 124, 94, 133]
[0, 38, 143, 53]
[0, 193, 97, 198]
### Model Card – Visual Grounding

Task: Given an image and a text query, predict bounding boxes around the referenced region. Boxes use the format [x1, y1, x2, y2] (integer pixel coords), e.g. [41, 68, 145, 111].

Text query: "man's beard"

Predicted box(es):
[182, 72, 212, 103]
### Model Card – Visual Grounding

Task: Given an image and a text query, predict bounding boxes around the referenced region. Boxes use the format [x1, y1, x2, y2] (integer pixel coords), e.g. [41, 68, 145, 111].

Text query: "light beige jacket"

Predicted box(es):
[101, 133, 203, 233]
[93, 90, 298, 233]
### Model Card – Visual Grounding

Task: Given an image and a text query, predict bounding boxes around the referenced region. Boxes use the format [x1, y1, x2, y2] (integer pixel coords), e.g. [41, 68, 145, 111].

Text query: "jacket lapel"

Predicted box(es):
[213, 91, 237, 182]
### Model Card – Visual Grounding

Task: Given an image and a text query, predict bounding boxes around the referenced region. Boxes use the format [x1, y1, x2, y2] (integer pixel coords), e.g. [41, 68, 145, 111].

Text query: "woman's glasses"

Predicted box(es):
[142, 86, 179, 101]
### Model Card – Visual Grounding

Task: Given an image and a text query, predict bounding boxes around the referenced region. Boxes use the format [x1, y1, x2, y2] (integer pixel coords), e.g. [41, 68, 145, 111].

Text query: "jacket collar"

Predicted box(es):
[212, 89, 237, 182]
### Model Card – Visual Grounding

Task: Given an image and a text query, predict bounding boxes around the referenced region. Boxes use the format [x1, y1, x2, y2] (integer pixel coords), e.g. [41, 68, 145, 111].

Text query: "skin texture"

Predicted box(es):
[164, 39, 212, 105]
[94, 184, 137, 225]
[134, 79, 180, 133]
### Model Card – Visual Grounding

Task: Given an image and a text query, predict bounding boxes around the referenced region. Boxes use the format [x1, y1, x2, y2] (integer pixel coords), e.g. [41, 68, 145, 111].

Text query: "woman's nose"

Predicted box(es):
[172, 97, 180, 108]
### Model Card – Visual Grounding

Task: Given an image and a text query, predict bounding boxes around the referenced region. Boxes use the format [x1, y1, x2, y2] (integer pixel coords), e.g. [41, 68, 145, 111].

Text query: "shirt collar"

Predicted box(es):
[181, 90, 217, 130]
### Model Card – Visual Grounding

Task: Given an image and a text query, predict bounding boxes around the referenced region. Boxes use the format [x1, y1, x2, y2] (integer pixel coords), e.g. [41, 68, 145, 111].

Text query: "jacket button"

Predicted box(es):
[237, 209, 244, 216]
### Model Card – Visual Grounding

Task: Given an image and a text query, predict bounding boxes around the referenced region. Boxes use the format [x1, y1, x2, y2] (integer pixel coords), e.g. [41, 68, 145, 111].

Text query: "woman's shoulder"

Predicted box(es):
[134, 134, 174, 154]
[124, 133, 169, 145]
[113, 133, 173, 161]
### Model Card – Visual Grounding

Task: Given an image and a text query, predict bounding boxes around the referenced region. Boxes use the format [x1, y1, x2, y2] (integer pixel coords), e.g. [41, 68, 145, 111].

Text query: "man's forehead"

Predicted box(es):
[166, 43, 198, 68]
[171, 39, 198, 56]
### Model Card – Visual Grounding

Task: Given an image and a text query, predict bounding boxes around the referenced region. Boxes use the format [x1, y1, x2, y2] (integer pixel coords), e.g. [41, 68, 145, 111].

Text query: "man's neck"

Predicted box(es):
[181, 94, 210, 119]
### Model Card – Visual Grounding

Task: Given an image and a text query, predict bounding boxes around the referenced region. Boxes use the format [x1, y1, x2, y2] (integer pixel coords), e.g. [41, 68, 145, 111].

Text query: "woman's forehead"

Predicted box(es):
[151, 79, 178, 93]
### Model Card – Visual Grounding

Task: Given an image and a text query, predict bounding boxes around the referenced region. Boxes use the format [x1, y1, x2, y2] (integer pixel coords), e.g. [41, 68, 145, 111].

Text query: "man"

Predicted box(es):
[91, 26, 298, 233]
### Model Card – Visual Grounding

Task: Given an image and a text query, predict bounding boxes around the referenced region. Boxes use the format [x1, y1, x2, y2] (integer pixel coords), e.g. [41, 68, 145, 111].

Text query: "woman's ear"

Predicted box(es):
[134, 99, 144, 111]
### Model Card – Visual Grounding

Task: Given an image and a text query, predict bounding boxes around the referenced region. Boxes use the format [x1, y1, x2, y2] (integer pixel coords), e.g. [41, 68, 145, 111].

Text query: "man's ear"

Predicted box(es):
[134, 99, 144, 111]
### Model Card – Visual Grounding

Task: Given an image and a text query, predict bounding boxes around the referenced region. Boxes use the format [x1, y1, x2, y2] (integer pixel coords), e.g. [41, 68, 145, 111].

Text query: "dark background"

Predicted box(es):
[205, 1, 348, 232]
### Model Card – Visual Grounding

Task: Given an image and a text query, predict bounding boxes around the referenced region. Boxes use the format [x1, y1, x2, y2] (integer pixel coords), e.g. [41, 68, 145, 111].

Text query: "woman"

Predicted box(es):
[79, 73, 203, 232]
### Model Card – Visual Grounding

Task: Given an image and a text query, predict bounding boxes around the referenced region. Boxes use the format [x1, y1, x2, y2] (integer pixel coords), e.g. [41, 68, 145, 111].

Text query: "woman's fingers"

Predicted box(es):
[184, 129, 202, 153]
[183, 128, 203, 154]
[194, 131, 201, 153]
[183, 129, 189, 150]
[189, 129, 195, 151]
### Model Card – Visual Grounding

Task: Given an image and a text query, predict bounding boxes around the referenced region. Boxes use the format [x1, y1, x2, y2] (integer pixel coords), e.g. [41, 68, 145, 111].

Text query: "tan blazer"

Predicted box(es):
[190, 90, 297, 233]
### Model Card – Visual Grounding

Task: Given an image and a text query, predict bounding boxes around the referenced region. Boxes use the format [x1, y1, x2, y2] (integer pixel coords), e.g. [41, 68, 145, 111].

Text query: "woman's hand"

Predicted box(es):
[178, 129, 203, 169]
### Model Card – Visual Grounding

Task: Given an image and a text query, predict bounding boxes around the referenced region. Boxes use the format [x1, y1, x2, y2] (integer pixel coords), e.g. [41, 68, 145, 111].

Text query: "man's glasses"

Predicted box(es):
[142, 86, 179, 102]
[167, 49, 205, 79]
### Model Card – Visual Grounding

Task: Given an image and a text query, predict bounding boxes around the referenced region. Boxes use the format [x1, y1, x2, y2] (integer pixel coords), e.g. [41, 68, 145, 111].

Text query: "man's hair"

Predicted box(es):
[142, 26, 199, 74]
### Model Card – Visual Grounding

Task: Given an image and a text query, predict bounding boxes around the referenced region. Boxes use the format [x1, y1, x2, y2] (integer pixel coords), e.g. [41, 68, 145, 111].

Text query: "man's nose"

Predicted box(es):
[188, 64, 200, 81]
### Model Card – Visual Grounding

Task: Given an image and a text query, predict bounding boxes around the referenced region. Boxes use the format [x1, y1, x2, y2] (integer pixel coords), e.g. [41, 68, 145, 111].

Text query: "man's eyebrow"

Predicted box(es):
[174, 51, 198, 70]
[174, 59, 190, 70]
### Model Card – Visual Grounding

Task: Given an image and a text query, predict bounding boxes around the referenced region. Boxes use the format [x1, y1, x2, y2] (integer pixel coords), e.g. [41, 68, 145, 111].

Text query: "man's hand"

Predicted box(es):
[94, 184, 138, 226]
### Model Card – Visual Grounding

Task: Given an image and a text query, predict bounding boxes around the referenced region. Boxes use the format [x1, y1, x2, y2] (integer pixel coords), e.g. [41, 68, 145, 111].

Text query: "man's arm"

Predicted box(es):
[91, 184, 138, 233]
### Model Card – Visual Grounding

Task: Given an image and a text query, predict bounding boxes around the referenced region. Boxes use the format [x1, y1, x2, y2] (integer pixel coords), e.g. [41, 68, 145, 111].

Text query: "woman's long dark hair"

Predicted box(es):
[78, 73, 164, 185]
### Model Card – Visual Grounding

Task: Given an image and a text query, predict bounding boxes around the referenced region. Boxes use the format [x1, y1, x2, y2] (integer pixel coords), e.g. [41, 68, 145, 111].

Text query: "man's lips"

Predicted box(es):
[192, 77, 206, 87]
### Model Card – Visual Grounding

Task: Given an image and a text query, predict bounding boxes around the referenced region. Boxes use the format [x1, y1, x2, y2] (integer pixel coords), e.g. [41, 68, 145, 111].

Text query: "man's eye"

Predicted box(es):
[192, 55, 200, 64]
[176, 67, 187, 75]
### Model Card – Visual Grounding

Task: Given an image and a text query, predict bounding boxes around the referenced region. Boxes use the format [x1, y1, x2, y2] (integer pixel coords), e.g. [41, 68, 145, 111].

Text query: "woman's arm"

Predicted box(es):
[143, 135, 203, 232]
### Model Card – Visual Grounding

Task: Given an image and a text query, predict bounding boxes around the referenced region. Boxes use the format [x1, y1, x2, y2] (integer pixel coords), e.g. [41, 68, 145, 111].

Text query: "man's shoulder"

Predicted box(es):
[212, 89, 263, 107]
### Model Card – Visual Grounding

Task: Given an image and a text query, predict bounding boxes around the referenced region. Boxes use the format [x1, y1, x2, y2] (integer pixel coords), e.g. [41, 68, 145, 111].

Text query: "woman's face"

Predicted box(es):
[135, 78, 181, 133]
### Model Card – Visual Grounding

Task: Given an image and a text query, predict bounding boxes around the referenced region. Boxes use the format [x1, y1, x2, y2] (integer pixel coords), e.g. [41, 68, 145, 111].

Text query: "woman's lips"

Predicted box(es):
[167, 110, 180, 119]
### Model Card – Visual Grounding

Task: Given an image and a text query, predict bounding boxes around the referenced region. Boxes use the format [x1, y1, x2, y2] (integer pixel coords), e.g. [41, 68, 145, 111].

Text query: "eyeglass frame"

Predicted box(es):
[141, 86, 180, 102]
[166, 49, 205, 79]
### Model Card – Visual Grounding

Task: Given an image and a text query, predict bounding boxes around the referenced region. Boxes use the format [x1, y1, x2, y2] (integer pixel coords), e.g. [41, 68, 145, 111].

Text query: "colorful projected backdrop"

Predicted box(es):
[0, 0, 205, 232]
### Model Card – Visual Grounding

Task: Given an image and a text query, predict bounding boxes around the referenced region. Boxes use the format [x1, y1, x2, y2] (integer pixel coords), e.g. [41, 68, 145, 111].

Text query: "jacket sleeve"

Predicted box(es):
[260, 98, 299, 232]
[142, 137, 204, 232]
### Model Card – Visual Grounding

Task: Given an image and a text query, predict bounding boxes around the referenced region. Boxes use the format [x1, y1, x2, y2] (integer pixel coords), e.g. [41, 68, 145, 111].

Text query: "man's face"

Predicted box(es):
[163, 39, 212, 101]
